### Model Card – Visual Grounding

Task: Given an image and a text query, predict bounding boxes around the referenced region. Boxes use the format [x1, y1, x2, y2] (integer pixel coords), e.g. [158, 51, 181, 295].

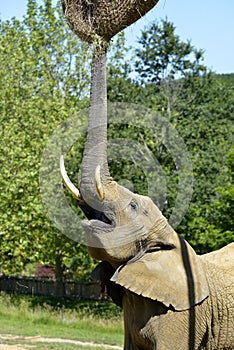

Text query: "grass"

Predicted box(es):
[0, 292, 124, 349]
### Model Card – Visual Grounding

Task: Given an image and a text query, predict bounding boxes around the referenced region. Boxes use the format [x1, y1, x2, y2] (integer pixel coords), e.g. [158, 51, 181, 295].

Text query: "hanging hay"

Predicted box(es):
[62, 0, 159, 43]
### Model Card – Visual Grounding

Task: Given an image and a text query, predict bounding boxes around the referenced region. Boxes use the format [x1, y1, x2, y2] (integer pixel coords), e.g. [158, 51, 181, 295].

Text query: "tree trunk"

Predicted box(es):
[55, 252, 65, 298]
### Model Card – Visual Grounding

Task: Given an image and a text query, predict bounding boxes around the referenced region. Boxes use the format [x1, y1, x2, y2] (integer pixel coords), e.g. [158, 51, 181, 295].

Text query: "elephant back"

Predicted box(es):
[202, 243, 234, 347]
[202, 243, 234, 270]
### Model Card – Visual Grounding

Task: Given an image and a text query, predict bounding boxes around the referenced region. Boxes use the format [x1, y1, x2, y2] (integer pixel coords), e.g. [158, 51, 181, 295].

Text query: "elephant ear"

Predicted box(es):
[111, 237, 209, 311]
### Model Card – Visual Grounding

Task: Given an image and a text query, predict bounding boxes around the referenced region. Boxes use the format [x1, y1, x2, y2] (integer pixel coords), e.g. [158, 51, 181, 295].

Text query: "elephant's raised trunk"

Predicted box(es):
[80, 43, 111, 207]
[61, 0, 161, 209]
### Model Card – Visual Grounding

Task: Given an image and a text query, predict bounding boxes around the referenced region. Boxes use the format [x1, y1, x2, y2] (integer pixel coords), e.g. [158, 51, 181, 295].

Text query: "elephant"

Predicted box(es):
[60, 41, 234, 349]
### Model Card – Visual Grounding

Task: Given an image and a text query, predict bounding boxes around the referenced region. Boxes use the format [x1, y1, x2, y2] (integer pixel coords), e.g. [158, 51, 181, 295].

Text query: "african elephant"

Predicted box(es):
[60, 44, 234, 349]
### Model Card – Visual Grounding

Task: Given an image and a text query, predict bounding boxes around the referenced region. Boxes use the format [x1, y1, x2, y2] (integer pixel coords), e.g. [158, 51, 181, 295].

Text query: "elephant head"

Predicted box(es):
[60, 45, 209, 311]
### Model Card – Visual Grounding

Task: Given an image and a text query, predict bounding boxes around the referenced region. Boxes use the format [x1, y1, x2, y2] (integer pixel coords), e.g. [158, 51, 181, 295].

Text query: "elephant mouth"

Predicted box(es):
[78, 201, 114, 230]
[59, 155, 114, 230]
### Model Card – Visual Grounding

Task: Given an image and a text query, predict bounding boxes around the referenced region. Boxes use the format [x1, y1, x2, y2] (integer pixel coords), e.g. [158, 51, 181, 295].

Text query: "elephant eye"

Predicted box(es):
[130, 201, 138, 211]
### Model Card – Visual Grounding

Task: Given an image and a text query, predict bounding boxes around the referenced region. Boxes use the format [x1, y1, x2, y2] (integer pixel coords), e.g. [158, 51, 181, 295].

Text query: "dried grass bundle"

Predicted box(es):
[62, 0, 159, 43]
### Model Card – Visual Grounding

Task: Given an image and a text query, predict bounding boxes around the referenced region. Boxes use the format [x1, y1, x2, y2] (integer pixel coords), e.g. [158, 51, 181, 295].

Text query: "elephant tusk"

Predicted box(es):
[95, 165, 105, 200]
[60, 155, 81, 200]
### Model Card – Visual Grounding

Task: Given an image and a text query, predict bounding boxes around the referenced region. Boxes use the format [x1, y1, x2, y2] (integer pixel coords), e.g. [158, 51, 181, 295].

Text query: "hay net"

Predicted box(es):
[62, 0, 159, 43]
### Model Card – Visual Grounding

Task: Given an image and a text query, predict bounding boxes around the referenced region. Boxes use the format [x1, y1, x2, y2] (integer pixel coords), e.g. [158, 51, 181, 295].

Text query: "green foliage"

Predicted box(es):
[173, 75, 234, 251]
[215, 73, 234, 88]
[212, 146, 234, 235]
[0, 0, 92, 276]
[135, 19, 206, 84]
[107, 19, 233, 253]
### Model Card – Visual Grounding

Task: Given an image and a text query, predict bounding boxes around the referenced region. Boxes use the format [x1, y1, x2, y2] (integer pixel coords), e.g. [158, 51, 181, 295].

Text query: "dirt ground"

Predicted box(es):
[0, 346, 25, 350]
[0, 334, 122, 350]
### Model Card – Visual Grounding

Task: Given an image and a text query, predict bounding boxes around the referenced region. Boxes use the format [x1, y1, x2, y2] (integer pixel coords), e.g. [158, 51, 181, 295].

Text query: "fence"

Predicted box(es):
[0, 275, 101, 300]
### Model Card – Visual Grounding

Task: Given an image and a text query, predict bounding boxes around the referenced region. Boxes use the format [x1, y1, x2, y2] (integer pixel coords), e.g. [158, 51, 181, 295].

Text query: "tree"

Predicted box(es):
[135, 18, 206, 84]
[107, 19, 234, 253]
[0, 0, 93, 277]
[136, 22, 233, 251]
[212, 146, 234, 235]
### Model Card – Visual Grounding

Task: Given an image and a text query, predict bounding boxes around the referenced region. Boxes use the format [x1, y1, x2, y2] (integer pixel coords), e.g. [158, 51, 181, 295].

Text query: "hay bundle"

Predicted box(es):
[62, 0, 159, 43]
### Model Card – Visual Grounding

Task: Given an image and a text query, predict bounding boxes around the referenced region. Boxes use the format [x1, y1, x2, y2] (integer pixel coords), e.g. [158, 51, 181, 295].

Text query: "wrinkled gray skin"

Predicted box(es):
[63, 46, 234, 349]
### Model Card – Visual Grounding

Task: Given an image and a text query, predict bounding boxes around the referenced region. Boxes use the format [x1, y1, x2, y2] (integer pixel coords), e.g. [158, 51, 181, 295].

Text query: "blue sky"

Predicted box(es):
[0, 0, 233, 73]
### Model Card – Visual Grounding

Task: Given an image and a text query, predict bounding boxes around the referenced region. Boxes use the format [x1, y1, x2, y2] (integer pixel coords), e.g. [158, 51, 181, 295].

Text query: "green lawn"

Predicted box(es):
[0, 292, 124, 349]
